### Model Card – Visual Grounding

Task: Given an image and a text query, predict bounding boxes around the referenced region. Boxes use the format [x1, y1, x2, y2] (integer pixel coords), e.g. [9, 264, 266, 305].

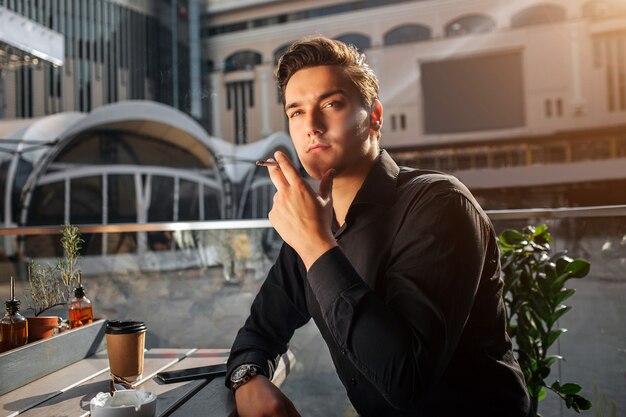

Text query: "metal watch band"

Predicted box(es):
[230, 364, 263, 392]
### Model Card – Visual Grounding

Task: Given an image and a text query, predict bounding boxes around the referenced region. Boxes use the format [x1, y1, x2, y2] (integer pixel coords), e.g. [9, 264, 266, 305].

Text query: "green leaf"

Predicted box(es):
[569, 394, 592, 411]
[565, 259, 591, 278]
[500, 229, 527, 246]
[543, 355, 562, 367]
[545, 328, 566, 348]
[554, 254, 573, 274]
[559, 383, 582, 395]
[538, 366, 551, 379]
[555, 288, 576, 305]
[537, 388, 547, 401]
[549, 305, 572, 327]
[533, 224, 548, 236]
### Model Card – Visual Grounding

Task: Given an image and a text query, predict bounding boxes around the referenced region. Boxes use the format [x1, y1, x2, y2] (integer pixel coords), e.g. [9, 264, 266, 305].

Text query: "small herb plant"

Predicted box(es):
[25, 225, 83, 316]
[498, 224, 592, 415]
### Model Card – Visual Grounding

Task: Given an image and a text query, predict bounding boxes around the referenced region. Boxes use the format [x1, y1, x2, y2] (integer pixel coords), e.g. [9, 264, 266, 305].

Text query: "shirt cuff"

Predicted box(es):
[307, 246, 366, 313]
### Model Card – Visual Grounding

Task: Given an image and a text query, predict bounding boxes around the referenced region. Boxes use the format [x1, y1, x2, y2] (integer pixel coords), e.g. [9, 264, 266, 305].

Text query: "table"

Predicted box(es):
[0, 348, 295, 417]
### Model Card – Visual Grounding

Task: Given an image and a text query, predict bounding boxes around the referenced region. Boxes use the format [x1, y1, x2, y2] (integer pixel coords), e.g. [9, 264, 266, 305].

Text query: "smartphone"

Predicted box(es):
[156, 363, 227, 384]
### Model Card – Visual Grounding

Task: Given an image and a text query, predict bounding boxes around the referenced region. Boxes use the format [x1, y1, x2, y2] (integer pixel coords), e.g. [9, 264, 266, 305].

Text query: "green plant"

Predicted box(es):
[25, 225, 83, 316]
[25, 260, 64, 316]
[57, 224, 83, 292]
[498, 224, 592, 416]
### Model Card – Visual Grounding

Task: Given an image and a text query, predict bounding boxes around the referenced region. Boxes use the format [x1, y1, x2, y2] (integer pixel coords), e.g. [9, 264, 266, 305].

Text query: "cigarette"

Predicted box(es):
[256, 160, 278, 167]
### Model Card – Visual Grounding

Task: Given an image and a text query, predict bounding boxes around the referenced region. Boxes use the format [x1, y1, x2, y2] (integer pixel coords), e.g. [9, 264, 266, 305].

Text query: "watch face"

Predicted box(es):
[232, 366, 249, 382]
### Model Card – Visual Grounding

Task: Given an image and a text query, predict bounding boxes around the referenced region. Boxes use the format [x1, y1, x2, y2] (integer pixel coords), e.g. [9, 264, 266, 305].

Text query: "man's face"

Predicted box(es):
[284, 65, 377, 180]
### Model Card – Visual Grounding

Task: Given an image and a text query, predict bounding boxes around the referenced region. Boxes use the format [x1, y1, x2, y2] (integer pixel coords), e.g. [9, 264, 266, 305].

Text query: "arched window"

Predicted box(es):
[445, 14, 496, 37]
[384, 24, 432, 46]
[582, 0, 626, 19]
[223, 50, 262, 73]
[511, 4, 567, 28]
[335, 33, 371, 51]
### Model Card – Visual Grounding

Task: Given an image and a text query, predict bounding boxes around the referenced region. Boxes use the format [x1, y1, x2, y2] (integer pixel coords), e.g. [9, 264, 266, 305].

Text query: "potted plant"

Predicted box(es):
[24, 225, 83, 342]
[24, 261, 63, 341]
[498, 224, 592, 416]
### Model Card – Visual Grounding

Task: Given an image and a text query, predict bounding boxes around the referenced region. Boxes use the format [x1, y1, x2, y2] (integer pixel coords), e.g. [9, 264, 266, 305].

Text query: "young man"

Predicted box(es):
[226, 36, 531, 417]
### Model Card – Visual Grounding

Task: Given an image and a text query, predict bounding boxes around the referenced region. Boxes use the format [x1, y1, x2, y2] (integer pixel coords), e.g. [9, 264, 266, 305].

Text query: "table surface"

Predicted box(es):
[0, 348, 295, 417]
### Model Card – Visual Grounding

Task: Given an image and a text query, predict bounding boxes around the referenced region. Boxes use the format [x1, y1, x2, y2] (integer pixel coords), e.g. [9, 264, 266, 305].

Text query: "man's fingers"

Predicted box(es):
[266, 159, 289, 192]
[318, 169, 335, 201]
[274, 151, 302, 186]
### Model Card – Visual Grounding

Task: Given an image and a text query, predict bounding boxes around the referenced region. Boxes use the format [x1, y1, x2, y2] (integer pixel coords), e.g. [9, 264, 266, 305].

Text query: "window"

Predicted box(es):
[582, 0, 626, 20]
[335, 33, 371, 51]
[511, 4, 567, 28]
[445, 14, 496, 37]
[384, 24, 431, 46]
[223, 50, 262, 73]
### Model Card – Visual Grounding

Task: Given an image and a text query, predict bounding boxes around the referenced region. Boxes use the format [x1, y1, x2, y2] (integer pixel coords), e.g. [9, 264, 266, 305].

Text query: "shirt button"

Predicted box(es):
[341, 349, 347, 355]
[350, 377, 357, 385]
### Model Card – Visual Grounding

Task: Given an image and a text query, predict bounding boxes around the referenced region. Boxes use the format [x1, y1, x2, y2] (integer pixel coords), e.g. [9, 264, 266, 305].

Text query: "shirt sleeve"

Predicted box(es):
[306, 187, 495, 408]
[226, 243, 311, 387]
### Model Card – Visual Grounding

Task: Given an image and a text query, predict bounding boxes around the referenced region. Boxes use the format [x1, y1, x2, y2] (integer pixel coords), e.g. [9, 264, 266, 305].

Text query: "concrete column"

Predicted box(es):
[260, 64, 272, 137]
[570, 23, 586, 116]
[210, 72, 222, 137]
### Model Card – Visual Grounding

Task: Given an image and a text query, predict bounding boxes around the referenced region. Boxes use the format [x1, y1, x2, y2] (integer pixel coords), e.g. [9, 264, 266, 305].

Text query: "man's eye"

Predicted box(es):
[324, 100, 343, 109]
[289, 110, 302, 118]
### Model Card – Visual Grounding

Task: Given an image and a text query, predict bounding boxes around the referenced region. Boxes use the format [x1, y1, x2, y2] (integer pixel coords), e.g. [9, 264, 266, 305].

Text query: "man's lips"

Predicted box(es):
[307, 143, 331, 153]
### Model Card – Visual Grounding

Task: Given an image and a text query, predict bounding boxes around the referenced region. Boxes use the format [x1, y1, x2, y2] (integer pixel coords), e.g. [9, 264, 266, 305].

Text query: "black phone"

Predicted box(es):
[156, 363, 228, 384]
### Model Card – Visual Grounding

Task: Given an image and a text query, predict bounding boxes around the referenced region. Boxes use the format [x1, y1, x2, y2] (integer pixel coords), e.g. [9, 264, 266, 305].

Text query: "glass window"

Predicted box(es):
[384, 24, 432, 46]
[55, 131, 208, 168]
[149, 176, 173, 222]
[418, 156, 436, 170]
[511, 4, 566, 28]
[335, 33, 371, 51]
[445, 14, 496, 37]
[70, 175, 102, 224]
[108, 174, 136, 223]
[223, 50, 262, 73]
[179, 179, 199, 221]
[27, 180, 65, 225]
[203, 186, 221, 220]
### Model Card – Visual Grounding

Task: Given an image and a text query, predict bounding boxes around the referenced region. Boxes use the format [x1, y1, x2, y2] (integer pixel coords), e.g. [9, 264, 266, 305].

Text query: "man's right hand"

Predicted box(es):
[234, 375, 302, 417]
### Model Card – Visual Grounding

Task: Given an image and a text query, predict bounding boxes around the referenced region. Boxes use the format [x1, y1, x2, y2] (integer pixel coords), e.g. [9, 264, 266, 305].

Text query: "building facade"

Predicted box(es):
[0, 0, 203, 120]
[202, 0, 626, 208]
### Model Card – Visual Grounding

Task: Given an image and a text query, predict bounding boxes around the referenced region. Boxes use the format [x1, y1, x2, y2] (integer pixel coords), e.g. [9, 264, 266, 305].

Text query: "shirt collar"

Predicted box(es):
[351, 149, 399, 207]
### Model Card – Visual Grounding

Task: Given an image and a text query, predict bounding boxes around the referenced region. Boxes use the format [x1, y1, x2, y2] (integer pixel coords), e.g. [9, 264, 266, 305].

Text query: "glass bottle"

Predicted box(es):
[0, 277, 28, 353]
[68, 273, 93, 329]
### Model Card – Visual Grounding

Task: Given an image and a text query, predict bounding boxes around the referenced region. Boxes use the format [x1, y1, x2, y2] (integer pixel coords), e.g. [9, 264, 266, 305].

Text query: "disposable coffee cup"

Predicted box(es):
[105, 320, 147, 387]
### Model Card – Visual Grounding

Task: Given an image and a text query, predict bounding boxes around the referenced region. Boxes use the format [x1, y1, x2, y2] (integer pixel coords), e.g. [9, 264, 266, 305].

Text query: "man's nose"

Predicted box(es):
[305, 108, 325, 137]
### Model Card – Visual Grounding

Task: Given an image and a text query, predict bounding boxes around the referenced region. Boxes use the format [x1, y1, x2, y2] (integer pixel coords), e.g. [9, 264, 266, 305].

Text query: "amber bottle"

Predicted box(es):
[0, 277, 28, 353]
[68, 274, 93, 329]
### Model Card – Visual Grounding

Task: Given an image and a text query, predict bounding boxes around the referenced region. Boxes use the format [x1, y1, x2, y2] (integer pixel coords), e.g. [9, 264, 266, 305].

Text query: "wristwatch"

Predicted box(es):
[230, 364, 263, 392]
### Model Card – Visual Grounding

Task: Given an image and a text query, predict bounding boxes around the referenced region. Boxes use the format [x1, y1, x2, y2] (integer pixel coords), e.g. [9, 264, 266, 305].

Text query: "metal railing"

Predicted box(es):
[1, 204, 625, 236]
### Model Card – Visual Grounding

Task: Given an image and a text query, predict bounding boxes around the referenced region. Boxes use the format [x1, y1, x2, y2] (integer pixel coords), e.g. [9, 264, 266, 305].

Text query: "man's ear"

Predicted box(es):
[370, 99, 383, 131]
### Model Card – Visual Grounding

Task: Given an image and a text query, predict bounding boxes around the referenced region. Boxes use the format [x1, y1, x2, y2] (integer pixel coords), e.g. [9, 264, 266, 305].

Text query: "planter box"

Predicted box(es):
[0, 319, 107, 395]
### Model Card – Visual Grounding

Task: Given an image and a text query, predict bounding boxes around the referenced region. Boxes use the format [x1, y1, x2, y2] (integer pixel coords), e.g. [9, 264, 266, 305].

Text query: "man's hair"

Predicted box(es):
[275, 36, 379, 109]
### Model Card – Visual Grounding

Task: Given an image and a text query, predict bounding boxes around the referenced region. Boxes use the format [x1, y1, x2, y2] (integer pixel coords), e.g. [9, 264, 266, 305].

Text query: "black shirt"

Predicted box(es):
[227, 150, 531, 416]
